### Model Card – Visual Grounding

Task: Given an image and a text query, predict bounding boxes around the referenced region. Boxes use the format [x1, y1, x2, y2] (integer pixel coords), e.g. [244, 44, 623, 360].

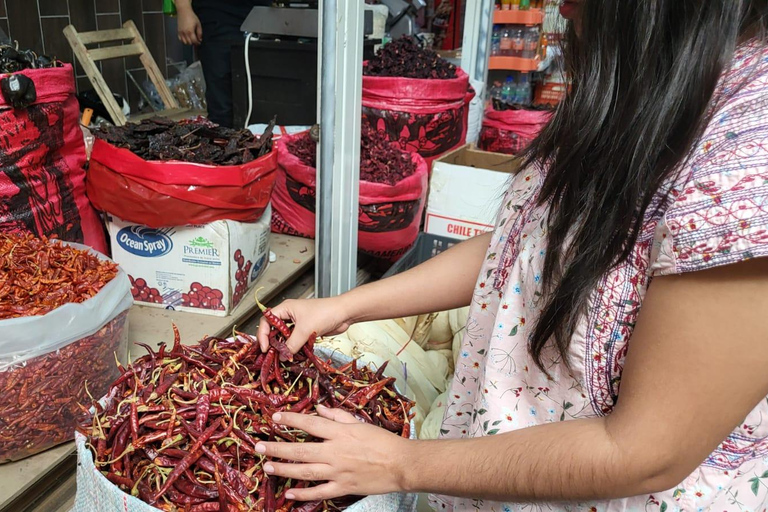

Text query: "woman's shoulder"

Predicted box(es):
[650, 43, 768, 276]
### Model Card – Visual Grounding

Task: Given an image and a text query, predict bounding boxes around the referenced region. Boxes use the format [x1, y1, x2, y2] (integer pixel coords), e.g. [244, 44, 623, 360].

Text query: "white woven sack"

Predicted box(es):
[74, 347, 417, 512]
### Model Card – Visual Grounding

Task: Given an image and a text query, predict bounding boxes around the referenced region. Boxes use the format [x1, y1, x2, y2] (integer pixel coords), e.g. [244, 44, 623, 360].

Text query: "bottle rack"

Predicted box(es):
[490, 9, 544, 72]
[493, 8, 544, 25]
[488, 55, 540, 71]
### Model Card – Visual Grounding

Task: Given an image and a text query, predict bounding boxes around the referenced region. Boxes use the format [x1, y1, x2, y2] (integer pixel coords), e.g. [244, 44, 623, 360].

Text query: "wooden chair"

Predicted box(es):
[63, 20, 204, 126]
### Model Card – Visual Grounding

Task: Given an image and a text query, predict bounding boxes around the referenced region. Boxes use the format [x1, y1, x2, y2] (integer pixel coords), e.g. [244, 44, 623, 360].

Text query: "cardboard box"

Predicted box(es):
[107, 207, 271, 317]
[425, 144, 520, 240]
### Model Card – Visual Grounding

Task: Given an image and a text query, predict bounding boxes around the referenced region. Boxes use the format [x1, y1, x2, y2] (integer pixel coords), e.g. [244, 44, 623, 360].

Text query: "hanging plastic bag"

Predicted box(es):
[0, 63, 107, 253]
[271, 131, 429, 260]
[86, 138, 278, 228]
[479, 106, 552, 155]
[361, 67, 475, 168]
[0, 242, 131, 462]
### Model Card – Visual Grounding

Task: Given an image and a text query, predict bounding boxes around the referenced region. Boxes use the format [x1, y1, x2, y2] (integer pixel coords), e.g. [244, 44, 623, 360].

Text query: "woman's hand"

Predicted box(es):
[177, 7, 202, 46]
[255, 406, 409, 500]
[256, 297, 355, 354]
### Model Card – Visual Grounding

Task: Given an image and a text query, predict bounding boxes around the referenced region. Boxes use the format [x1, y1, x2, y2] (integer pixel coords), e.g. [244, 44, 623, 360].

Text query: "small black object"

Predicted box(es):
[1, 73, 36, 109]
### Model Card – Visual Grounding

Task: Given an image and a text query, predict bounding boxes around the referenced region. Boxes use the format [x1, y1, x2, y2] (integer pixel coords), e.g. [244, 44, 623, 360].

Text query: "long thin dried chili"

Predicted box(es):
[82, 325, 414, 511]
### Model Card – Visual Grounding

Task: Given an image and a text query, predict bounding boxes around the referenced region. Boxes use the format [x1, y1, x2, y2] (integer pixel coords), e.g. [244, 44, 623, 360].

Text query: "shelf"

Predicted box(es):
[488, 56, 540, 72]
[493, 9, 544, 25]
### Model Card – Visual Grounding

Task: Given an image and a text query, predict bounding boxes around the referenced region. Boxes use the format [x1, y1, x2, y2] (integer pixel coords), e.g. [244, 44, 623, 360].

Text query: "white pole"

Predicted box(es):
[315, 0, 364, 298]
[460, 0, 493, 84]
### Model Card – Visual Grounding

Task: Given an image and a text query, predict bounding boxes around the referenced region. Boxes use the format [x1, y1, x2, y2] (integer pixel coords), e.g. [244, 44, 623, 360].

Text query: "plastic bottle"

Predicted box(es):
[539, 33, 548, 60]
[501, 75, 515, 103]
[519, 0, 530, 10]
[511, 0, 520, 10]
[501, 0, 512, 11]
[491, 81, 504, 101]
[511, 27, 525, 58]
[523, 26, 539, 59]
[518, 73, 531, 105]
[491, 25, 501, 55]
[500, 27, 513, 56]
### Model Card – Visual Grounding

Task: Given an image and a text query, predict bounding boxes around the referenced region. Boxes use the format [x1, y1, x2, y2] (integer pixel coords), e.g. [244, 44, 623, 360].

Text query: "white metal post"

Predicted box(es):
[460, 0, 493, 84]
[315, 0, 364, 298]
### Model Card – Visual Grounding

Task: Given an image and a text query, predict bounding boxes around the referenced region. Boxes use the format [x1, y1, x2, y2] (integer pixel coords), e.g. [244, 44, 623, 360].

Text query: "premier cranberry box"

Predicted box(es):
[106, 206, 271, 317]
[425, 144, 520, 240]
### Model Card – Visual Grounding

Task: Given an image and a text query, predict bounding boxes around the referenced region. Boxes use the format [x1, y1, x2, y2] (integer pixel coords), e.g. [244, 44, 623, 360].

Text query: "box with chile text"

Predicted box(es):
[106, 206, 271, 317]
[425, 144, 521, 240]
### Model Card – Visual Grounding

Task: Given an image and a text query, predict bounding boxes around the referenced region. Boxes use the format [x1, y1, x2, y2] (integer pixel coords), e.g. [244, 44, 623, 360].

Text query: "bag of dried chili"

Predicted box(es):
[478, 105, 553, 155]
[0, 234, 132, 462]
[86, 120, 278, 228]
[272, 130, 429, 261]
[73, 342, 418, 512]
[0, 63, 107, 253]
[361, 38, 475, 168]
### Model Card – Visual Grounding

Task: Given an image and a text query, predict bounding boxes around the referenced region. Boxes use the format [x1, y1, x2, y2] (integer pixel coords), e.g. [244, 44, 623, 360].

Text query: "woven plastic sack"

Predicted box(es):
[87, 138, 278, 228]
[478, 106, 552, 155]
[361, 67, 475, 167]
[73, 346, 417, 512]
[0, 242, 131, 462]
[271, 131, 429, 261]
[0, 63, 107, 253]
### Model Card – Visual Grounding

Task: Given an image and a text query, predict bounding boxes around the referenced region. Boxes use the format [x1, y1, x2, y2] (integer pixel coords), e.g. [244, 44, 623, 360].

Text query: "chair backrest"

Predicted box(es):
[63, 20, 179, 126]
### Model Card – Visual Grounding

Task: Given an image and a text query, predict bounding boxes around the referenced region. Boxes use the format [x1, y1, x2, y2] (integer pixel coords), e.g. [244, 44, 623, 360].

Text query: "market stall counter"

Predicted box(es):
[0, 234, 314, 512]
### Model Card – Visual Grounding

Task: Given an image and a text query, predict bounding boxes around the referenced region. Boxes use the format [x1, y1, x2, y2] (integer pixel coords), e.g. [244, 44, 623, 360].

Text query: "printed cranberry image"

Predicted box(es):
[182, 281, 225, 311]
[232, 249, 252, 307]
[128, 275, 163, 304]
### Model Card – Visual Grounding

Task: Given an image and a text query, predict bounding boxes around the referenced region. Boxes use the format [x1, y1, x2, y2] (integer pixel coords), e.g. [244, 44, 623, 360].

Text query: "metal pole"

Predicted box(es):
[315, 0, 363, 298]
[460, 0, 493, 85]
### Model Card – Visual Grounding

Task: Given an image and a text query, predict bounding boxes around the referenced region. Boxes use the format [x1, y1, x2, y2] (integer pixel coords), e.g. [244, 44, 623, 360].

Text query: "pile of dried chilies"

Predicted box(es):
[363, 36, 457, 79]
[0, 232, 119, 319]
[93, 117, 275, 166]
[0, 232, 126, 462]
[287, 125, 416, 186]
[82, 307, 414, 511]
[0, 312, 128, 462]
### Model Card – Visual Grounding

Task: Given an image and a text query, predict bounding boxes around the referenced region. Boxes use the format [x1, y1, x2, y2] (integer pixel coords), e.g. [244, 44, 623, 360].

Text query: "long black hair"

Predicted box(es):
[524, 1, 768, 372]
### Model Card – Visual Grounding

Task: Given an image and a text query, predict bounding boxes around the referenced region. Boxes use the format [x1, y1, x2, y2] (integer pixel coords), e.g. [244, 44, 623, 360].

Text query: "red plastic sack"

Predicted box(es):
[271, 132, 429, 260]
[87, 138, 278, 228]
[0, 64, 107, 254]
[361, 67, 475, 168]
[479, 106, 552, 155]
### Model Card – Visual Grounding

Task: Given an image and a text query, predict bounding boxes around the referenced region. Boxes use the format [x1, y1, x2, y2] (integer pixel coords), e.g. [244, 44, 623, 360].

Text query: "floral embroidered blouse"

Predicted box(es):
[432, 44, 768, 512]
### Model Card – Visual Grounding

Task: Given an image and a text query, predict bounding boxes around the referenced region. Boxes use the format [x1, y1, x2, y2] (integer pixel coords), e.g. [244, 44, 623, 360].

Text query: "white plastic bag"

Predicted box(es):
[0, 242, 132, 370]
[0, 242, 132, 461]
[74, 346, 417, 512]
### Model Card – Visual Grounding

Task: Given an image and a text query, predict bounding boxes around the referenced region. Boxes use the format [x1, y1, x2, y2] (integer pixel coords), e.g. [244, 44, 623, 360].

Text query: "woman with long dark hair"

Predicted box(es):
[255, 1, 768, 509]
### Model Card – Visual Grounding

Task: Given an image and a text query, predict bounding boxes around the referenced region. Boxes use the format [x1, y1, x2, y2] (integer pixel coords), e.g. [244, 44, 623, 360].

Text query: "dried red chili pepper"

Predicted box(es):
[0, 233, 119, 319]
[84, 325, 414, 511]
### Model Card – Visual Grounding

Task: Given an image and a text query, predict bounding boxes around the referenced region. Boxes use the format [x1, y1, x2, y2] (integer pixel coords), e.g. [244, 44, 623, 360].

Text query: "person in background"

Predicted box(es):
[255, 1, 768, 511]
[175, 0, 271, 128]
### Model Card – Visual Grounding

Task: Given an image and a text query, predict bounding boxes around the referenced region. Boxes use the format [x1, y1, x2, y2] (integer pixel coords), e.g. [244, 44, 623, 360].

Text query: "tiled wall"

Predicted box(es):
[0, 0, 189, 111]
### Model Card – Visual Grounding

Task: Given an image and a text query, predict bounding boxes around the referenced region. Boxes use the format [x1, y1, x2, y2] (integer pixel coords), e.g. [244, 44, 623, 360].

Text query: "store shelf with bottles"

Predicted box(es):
[493, 9, 544, 25]
[490, 23, 547, 72]
[488, 55, 540, 71]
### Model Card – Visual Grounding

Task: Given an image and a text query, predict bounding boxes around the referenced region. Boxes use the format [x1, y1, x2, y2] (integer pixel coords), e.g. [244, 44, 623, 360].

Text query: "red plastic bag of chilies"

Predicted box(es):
[0, 63, 107, 253]
[361, 66, 475, 169]
[479, 106, 552, 155]
[271, 131, 429, 261]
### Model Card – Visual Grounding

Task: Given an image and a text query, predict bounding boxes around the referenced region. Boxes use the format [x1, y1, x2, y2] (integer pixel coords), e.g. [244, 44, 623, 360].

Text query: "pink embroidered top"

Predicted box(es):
[433, 44, 768, 511]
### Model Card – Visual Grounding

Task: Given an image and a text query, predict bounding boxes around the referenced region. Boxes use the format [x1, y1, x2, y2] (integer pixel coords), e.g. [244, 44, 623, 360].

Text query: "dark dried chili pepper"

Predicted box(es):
[85, 325, 414, 511]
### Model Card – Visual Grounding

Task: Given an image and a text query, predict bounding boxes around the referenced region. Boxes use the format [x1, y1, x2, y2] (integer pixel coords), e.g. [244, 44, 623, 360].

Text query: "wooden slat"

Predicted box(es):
[129, 107, 202, 123]
[89, 43, 143, 61]
[124, 20, 179, 110]
[78, 27, 134, 45]
[63, 24, 127, 126]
